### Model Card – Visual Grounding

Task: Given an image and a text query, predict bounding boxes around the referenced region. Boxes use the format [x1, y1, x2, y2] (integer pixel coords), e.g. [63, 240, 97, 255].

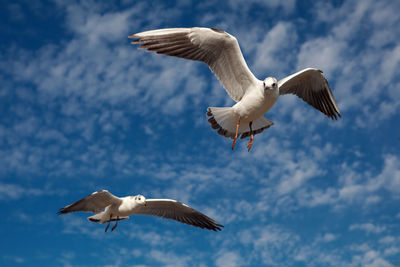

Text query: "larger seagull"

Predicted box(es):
[58, 190, 223, 232]
[129, 27, 341, 151]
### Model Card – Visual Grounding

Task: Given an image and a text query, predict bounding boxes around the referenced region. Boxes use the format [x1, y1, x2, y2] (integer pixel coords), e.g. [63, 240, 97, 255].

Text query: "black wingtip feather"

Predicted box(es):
[57, 208, 67, 215]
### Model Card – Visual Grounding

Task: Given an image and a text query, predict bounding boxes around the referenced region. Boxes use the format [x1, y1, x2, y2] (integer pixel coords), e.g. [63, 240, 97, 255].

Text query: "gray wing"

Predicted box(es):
[279, 68, 341, 119]
[58, 190, 122, 214]
[129, 27, 259, 102]
[134, 199, 223, 231]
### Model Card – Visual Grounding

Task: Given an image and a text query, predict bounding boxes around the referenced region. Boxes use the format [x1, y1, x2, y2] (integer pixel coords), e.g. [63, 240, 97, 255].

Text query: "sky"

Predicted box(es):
[0, 0, 400, 266]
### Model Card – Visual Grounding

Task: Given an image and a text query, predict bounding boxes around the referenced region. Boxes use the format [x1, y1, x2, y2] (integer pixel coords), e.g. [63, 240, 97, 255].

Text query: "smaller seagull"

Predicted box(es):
[129, 27, 341, 151]
[58, 190, 223, 232]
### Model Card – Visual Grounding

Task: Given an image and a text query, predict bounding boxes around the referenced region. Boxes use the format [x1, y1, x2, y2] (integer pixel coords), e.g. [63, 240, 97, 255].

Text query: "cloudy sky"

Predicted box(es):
[1, 0, 400, 266]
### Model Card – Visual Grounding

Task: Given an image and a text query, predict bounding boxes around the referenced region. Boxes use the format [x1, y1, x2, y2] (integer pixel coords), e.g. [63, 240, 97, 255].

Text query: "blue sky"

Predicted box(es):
[1, 0, 400, 266]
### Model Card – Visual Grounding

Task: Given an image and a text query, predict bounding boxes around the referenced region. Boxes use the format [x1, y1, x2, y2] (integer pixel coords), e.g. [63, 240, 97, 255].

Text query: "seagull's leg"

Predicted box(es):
[247, 121, 254, 152]
[232, 117, 240, 150]
[111, 216, 119, 232]
[105, 214, 112, 232]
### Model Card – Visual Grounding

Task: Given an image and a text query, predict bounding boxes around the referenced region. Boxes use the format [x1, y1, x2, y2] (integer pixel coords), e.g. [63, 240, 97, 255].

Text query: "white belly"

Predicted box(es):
[233, 89, 279, 122]
[115, 198, 137, 217]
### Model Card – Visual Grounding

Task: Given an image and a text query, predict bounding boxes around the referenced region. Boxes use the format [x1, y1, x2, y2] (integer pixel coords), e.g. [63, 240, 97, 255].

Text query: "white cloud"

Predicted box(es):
[276, 161, 322, 195]
[301, 0, 400, 128]
[384, 246, 399, 256]
[294, 153, 400, 210]
[296, 36, 347, 77]
[0, 1, 213, 180]
[349, 223, 386, 234]
[1, 1, 400, 266]
[58, 251, 75, 267]
[125, 227, 185, 247]
[379, 236, 396, 244]
[2, 255, 25, 264]
[66, 7, 134, 45]
[380, 45, 400, 86]
[316, 233, 338, 243]
[147, 249, 190, 267]
[0, 182, 50, 200]
[60, 215, 106, 239]
[253, 22, 297, 76]
[353, 250, 392, 267]
[297, 187, 337, 207]
[239, 224, 300, 265]
[215, 251, 243, 267]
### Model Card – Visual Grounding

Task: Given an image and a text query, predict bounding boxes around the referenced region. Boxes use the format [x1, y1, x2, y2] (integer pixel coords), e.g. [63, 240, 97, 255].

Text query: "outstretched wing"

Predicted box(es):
[134, 199, 223, 231]
[58, 190, 122, 214]
[279, 68, 341, 119]
[129, 27, 259, 102]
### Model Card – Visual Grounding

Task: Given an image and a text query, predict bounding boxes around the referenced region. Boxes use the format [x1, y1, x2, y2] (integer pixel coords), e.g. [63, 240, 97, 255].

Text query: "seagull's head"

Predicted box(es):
[263, 77, 278, 92]
[134, 195, 147, 206]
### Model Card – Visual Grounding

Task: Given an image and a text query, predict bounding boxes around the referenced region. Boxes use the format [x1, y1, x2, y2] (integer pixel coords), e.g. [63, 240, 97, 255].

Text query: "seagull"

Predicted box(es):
[129, 27, 341, 151]
[58, 190, 223, 232]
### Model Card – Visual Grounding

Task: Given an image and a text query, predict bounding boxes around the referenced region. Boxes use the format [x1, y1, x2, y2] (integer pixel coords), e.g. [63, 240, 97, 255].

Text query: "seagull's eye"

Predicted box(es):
[272, 83, 276, 87]
[138, 197, 141, 200]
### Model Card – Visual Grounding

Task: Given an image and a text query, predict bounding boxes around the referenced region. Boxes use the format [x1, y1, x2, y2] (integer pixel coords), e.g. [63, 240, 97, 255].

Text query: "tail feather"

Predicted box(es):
[240, 116, 274, 139]
[207, 107, 274, 139]
[207, 107, 238, 138]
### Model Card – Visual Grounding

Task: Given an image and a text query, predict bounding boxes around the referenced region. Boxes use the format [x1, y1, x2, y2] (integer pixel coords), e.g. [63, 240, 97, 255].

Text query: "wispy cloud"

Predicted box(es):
[0, 182, 53, 200]
[215, 250, 243, 267]
[253, 22, 297, 77]
[349, 223, 387, 234]
[1, 0, 400, 266]
[2, 255, 25, 264]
